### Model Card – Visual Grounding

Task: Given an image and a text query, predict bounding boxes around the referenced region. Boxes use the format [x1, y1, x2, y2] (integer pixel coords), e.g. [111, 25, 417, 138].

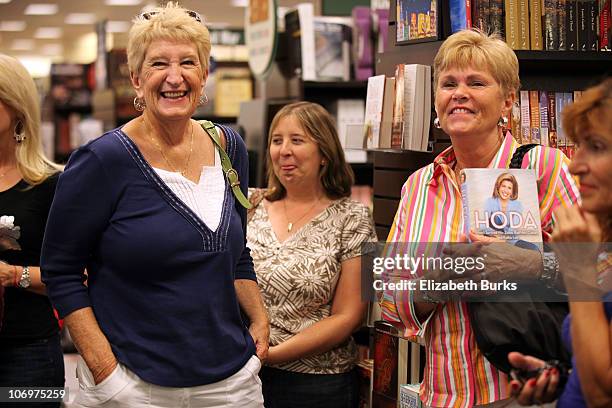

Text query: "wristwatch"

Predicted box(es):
[18, 266, 31, 289]
[540, 252, 559, 286]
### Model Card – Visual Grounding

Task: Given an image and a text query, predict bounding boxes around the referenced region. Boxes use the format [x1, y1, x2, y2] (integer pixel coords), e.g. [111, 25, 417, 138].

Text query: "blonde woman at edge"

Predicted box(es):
[0, 54, 64, 408]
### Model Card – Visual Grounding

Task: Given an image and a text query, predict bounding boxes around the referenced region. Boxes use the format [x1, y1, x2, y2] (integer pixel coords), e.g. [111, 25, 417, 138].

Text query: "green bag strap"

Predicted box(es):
[199, 120, 252, 209]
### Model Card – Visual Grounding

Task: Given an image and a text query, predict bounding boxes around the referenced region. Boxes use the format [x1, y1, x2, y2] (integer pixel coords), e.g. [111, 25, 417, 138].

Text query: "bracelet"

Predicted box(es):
[541, 252, 559, 286]
[13, 265, 19, 287]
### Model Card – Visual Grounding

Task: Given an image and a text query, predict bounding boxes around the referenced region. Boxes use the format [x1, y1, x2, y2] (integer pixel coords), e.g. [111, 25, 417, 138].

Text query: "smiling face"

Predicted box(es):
[569, 123, 612, 215]
[498, 180, 514, 200]
[269, 114, 323, 191]
[131, 39, 205, 122]
[435, 66, 513, 141]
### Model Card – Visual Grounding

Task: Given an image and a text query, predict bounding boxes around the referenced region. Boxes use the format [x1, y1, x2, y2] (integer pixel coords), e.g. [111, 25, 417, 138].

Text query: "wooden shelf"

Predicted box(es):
[378, 44, 612, 78]
[514, 50, 612, 66]
[302, 80, 368, 89]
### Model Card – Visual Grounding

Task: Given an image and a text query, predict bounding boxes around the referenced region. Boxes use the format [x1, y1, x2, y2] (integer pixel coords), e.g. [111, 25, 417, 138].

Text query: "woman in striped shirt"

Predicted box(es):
[380, 29, 579, 407]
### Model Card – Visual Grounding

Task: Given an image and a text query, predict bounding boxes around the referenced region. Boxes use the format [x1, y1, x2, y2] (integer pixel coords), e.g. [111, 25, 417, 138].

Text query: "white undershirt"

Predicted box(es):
[154, 147, 224, 232]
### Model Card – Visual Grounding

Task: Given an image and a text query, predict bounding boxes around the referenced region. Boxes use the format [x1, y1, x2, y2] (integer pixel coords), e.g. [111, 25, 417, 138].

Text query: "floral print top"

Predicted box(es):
[247, 193, 376, 374]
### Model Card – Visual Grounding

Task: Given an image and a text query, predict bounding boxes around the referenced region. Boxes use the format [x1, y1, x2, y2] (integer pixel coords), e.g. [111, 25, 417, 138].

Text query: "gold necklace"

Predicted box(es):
[283, 198, 320, 233]
[143, 117, 194, 177]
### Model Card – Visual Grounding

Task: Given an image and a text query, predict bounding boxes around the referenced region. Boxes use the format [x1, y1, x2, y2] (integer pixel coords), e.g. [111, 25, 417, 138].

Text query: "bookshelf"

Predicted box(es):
[245, 31, 372, 188]
[374, 2, 612, 238]
[370, 3, 612, 403]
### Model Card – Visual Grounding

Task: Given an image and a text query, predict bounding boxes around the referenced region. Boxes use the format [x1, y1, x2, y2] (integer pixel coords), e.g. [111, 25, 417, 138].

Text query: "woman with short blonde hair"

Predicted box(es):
[41, 3, 268, 407]
[380, 29, 579, 407]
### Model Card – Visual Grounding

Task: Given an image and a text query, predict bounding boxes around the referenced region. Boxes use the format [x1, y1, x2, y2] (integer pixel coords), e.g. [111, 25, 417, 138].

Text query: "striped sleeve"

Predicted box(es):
[379, 179, 409, 325]
[380, 171, 437, 336]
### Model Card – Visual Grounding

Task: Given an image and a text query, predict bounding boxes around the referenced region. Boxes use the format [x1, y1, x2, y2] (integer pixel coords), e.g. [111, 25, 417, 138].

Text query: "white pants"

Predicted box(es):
[68, 355, 264, 408]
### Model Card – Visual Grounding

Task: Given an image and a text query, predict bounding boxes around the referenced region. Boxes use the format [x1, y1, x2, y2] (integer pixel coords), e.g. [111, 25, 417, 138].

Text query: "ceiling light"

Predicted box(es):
[105, 0, 142, 5]
[230, 0, 248, 7]
[24, 4, 58, 15]
[35, 27, 62, 39]
[41, 43, 63, 55]
[0, 21, 26, 31]
[18, 56, 51, 77]
[11, 39, 34, 51]
[65, 13, 96, 25]
[0, 0, 13, 4]
[106, 21, 131, 33]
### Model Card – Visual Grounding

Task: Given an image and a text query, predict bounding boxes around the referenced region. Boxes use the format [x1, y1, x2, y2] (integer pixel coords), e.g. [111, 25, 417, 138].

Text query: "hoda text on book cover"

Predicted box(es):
[460, 168, 542, 247]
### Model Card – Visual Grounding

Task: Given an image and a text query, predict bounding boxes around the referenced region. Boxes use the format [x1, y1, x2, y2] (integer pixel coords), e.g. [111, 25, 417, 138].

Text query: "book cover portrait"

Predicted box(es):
[460, 169, 543, 246]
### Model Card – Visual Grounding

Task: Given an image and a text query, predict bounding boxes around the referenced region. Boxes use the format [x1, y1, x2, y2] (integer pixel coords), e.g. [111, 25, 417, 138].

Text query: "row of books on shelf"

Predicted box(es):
[363, 64, 432, 152]
[509, 89, 581, 157]
[360, 66, 582, 158]
[451, 0, 611, 51]
[284, 3, 389, 82]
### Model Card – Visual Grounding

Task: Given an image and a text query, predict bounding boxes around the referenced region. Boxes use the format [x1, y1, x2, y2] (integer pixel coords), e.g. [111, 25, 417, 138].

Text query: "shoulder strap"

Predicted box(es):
[247, 188, 268, 223]
[509, 143, 539, 169]
[199, 120, 252, 209]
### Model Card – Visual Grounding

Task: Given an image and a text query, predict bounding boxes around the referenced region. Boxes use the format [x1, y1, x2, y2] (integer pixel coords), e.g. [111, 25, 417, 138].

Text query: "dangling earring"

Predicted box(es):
[320, 159, 326, 166]
[133, 96, 146, 112]
[497, 116, 509, 128]
[199, 93, 208, 106]
[433, 117, 441, 129]
[13, 120, 26, 143]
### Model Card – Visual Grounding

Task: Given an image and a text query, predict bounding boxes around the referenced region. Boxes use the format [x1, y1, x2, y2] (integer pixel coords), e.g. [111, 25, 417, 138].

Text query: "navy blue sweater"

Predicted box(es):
[41, 125, 256, 387]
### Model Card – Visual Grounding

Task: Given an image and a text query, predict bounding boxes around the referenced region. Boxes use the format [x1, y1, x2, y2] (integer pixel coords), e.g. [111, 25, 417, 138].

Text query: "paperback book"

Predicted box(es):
[460, 168, 542, 248]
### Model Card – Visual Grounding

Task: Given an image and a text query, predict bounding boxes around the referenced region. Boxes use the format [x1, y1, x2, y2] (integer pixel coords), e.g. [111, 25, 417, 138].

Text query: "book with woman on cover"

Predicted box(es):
[460, 168, 542, 250]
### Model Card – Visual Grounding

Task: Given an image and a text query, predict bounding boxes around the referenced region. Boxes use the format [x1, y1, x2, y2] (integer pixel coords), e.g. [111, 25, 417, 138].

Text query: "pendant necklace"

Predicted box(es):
[144, 117, 194, 177]
[283, 198, 320, 233]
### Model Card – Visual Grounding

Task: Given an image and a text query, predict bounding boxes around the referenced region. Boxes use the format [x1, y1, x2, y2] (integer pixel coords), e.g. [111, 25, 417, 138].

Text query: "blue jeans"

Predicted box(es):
[0, 334, 65, 407]
[260, 366, 358, 408]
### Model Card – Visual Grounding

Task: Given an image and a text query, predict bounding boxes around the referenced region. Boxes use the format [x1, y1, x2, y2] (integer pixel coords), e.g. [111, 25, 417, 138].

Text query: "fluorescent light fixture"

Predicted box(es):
[24, 4, 58, 15]
[106, 21, 130, 33]
[18, 56, 51, 77]
[0, 21, 26, 31]
[105, 0, 142, 5]
[41, 43, 63, 55]
[35, 27, 62, 39]
[65, 13, 96, 25]
[11, 39, 34, 51]
[230, 0, 248, 7]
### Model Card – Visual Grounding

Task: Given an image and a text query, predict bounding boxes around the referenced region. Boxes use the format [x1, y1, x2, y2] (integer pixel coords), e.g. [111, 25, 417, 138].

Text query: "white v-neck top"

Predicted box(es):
[154, 147, 224, 232]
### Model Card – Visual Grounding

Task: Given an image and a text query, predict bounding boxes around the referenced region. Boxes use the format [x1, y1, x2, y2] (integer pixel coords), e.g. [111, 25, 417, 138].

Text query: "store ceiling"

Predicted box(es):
[0, 0, 310, 63]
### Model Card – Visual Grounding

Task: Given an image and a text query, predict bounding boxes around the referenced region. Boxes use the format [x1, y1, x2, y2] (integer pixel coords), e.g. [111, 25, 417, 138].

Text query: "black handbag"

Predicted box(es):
[467, 144, 571, 374]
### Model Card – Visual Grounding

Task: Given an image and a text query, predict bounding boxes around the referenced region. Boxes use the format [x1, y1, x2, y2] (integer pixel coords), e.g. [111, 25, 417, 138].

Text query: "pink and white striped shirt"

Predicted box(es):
[381, 133, 580, 407]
